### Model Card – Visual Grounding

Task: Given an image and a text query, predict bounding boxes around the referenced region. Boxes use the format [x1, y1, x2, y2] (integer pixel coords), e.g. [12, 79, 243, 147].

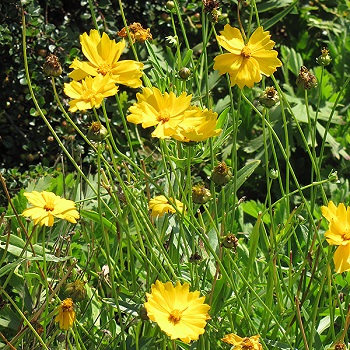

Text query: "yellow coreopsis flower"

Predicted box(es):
[127, 87, 195, 139]
[64, 74, 118, 112]
[22, 191, 80, 227]
[213, 25, 282, 89]
[148, 195, 184, 218]
[321, 201, 350, 273]
[172, 107, 222, 142]
[55, 298, 76, 330]
[69, 29, 144, 88]
[221, 333, 263, 349]
[144, 280, 210, 343]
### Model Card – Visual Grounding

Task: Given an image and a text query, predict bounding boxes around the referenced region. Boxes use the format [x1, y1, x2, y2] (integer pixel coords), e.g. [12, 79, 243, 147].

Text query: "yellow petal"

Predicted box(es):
[333, 244, 350, 273]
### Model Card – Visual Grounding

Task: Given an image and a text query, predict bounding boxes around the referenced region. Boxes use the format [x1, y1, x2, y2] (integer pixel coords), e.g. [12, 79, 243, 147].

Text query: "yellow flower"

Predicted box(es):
[22, 191, 80, 227]
[69, 29, 144, 88]
[172, 107, 222, 142]
[321, 201, 350, 273]
[117, 22, 153, 43]
[127, 87, 194, 139]
[213, 25, 282, 89]
[64, 74, 118, 112]
[148, 195, 184, 218]
[55, 298, 76, 330]
[221, 333, 263, 349]
[144, 280, 210, 343]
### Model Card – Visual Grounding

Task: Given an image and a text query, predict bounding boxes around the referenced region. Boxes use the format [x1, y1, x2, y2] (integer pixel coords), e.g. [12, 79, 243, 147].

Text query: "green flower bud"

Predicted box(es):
[166, 1, 175, 10]
[259, 87, 279, 108]
[269, 169, 279, 179]
[328, 170, 338, 183]
[87, 121, 108, 142]
[178, 67, 191, 80]
[316, 47, 332, 66]
[211, 161, 232, 186]
[43, 54, 62, 77]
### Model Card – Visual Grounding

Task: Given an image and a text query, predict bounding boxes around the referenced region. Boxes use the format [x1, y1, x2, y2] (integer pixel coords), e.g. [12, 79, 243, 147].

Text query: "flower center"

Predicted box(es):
[97, 62, 112, 75]
[342, 229, 350, 240]
[157, 109, 170, 123]
[44, 202, 55, 212]
[168, 309, 183, 325]
[241, 338, 254, 350]
[62, 298, 74, 312]
[82, 89, 96, 101]
[241, 46, 252, 58]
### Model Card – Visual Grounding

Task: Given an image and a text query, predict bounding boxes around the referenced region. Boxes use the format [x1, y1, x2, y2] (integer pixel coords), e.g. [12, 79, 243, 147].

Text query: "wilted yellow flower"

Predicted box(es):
[69, 29, 144, 88]
[148, 195, 184, 218]
[22, 191, 79, 227]
[321, 201, 350, 273]
[64, 74, 118, 112]
[214, 25, 282, 89]
[221, 333, 263, 349]
[55, 298, 76, 330]
[172, 107, 222, 142]
[117, 22, 152, 43]
[127, 87, 194, 139]
[144, 280, 210, 343]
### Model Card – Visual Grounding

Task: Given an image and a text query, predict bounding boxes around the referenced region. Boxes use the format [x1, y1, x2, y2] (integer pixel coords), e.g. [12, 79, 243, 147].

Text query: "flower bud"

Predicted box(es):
[166, 1, 175, 10]
[316, 47, 332, 66]
[211, 161, 232, 186]
[296, 66, 317, 90]
[259, 86, 279, 108]
[328, 170, 338, 183]
[178, 67, 191, 80]
[192, 184, 211, 204]
[64, 280, 87, 301]
[269, 168, 279, 179]
[221, 233, 238, 250]
[87, 121, 108, 141]
[43, 54, 62, 77]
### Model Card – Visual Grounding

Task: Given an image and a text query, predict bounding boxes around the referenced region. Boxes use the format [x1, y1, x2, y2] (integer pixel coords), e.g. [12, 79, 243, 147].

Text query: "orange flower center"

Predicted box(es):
[82, 89, 96, 101]
[241, 338, 254, 350]
[44, 203, 54, 212]
[342, 229, 350, 240]
[97, 62, 112, 75]
[157, 109, 170, 123]
[168, 309, 183, 325]
[241, 46, 252, 58]
[61, 298, 74, 312]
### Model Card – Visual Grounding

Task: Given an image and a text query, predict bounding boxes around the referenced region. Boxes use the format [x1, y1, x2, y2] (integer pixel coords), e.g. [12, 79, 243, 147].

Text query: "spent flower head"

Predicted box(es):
[296, 66, 317, 90]
[144, 280, 210, 343]
[117, 22, 152, 43]
[22, 191, 79, 227]
[87, 121, 108, 141]
[259, 86, 279, 108]
[321, 201, 350, 273]
[69, 29, 144, 88]
[211, 161, 232, 186]
[43, 54, 62, 77]
[214, 25, 282, 89]
[55, 298, 76, 330]
[192, 184, 212, 204]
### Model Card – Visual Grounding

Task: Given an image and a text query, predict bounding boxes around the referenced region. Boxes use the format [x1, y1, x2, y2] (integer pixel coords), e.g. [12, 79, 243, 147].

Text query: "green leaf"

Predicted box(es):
[80, 209, 117, 233]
